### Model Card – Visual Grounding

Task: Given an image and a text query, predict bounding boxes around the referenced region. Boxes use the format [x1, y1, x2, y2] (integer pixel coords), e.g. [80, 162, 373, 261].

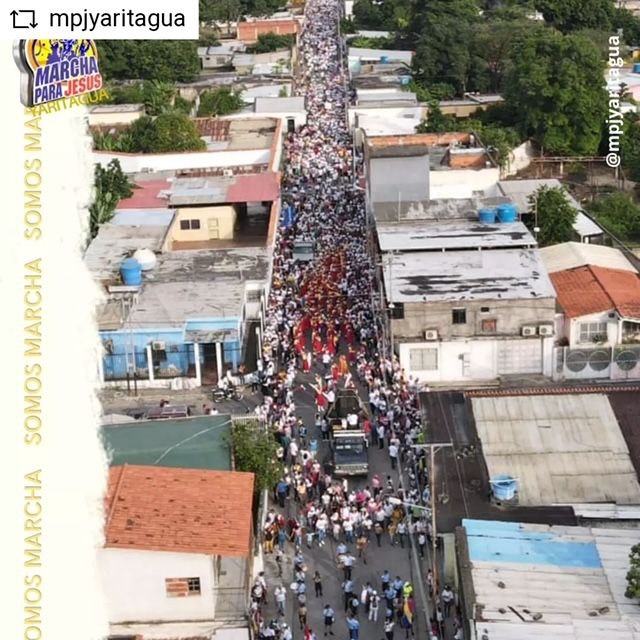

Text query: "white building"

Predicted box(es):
[101, 465, 254, 639]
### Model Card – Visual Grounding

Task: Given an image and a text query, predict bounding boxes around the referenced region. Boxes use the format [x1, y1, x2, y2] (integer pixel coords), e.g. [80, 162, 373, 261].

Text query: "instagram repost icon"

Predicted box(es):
[13, 39, 103, 107]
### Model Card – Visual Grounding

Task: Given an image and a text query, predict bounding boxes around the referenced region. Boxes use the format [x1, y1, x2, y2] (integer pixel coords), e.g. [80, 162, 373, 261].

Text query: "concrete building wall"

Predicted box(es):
[99, 547, 216, 623]
[88, 109, 144, 127]
[392, 298, 556, 341]
[170, 206, 237, 242]
[93, 148, 272, 174]
[568, 311, 619, 347]
[429, 167, 500, 200]
[503, 140, 535, 178]
[370, 155, 429, 203]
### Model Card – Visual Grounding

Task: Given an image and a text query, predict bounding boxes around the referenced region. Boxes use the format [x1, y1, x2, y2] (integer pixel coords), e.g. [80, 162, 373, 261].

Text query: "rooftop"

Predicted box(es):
[461, 519, 640, 640]
[126, 247, 270, 327]
[348, 47, 413, 65]
[90, 103, 145, 114]
[117, 181, 171, 209]
[105, 464, 254, 557]
[471, 393, 640, 506]
[254, 96, 305, 113]
[167, 171, 280, 206]
[377, 220, 536, 252]
[112, 209, 175, 227]
[193, 117, 277, 151]
[102, 415, 232, 471]
[372, 197, 509, 222]
[540, 242, 636, 274]
[354, 111, 422, 137]
[384, 248, 555, 303]
[551, 265, 640, 319]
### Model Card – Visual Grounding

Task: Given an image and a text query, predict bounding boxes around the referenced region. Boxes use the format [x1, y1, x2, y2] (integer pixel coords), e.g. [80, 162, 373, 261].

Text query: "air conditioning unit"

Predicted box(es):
[521, 325, 536, 337]
[223, 169, 234, 177]
[424, 329, 438, 341]
[152, 340, 166, 350]
[538, 324, 554, 336]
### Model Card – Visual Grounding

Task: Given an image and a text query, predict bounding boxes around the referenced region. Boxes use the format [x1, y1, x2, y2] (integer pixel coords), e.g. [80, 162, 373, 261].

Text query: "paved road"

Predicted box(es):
[259, 372, 425, 640]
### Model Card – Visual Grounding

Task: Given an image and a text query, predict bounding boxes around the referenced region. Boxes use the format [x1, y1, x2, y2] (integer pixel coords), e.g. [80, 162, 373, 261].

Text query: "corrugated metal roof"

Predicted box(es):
[471, 394, 640, 505]
[540, 242, 635, 274]
[463, 519, 640, 639]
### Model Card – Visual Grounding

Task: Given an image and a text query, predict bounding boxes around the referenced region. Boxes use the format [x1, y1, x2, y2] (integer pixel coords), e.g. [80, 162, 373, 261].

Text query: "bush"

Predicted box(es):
[231, 418, 282, 492]
[197, 87, 243, 117]
[249, 32, 294, 53]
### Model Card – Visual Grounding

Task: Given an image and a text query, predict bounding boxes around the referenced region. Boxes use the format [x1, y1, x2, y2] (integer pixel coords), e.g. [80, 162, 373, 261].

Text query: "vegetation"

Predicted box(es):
[622, 114, 640, 182]
[89, 160, 132, 238]
[505, 29, 606, 155]
[626, 543, 640, 600]
[587, 191, 640, 241]
[231, 418, 282, 493]
[528, 186, 577, 246]
[350, 36, 397, 49]
[340, 17, 356, 34]
[107, 81, 191, 116]
[534, 0, 614, 33]
[197, 87, 244, 117]
[352, 0, 411, 31]
[200, 0, 241, 25]
[93, 113, 206, 153]
[248, 33, 294, 53]
[98, 41, 200, 82]
[416, 102, 522, 168]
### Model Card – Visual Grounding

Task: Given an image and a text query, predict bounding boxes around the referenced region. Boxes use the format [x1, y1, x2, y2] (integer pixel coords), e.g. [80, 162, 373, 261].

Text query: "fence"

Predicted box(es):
[103, 349, 149, 381]
[152, 344, 196, 379]
[553, 345, 640, 381]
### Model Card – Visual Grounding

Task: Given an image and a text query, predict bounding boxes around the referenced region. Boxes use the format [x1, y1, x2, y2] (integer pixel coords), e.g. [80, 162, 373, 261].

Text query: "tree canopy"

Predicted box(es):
[197, 87, 244, 117]
[534, 0, 614, 33]
[89, 160, 132, 238]
[587, 191, 640, 241]
[98, 41, 200, 82]
[249, 32, 294, 53]
[528, 185, 577, 246]
[505, 29, 606, 154]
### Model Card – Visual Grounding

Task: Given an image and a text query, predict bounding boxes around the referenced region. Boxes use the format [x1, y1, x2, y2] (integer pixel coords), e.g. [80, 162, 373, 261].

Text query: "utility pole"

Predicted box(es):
[412, 442, 454, 592]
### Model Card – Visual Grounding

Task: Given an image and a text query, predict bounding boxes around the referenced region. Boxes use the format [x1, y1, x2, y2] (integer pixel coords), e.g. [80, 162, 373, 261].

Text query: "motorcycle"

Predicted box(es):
[212, 385, 243, 403]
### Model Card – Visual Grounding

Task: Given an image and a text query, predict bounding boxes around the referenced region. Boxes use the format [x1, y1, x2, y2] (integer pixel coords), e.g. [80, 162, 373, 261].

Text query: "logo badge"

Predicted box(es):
[14, 39, 103, 107]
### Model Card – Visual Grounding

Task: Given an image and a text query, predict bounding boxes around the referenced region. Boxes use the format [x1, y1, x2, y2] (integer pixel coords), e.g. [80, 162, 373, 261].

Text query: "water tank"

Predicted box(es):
[633, 63, 640, 74]
[380, 55, 389, 64]
[496, 203, 518, 223]
[491, 474, 518, 501]
[478, 207, 496, 224]
[120, 258, 142, 286]
[133, 248, 157, 271]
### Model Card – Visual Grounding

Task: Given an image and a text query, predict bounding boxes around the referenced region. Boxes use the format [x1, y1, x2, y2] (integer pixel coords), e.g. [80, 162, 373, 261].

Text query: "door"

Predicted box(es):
[208, 218, 220, 239]
[287, 117, 295, 133]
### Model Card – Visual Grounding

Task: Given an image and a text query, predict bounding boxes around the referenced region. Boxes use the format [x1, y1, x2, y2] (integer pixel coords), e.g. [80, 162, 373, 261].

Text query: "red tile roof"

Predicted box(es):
[226, 172, 280, 203]
[550, 265, 640, 319]
[105, 465, 254, 557]
[118, 180, 171, 209]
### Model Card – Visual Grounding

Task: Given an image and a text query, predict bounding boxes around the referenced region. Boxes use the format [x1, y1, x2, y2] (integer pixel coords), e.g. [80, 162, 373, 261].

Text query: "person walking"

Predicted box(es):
[369, 590, 380, 622]
[441, 585, 454, 617]
[314, 570, 323, 597]
[275, 584, 286, 616]
[342, 578, 354, 612]
[374, 521, 384, 547]
[298, 603, 308, 630]
[381, 569, 391, 595]
[323, 604, 335, 636]
[388, 440, 398, 470]
[417, 532, 426, 559]
[275, 546, 284, 577]
[384, 618, 395, 640]
[356, 533, 368, 564]
[346, 614, 360, 640]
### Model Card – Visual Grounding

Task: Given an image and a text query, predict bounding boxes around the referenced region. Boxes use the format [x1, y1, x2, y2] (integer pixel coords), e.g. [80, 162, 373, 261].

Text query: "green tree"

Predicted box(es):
[505, 29, 607, 154]
[174, 95, 194, 115]
[626, 543, 640, 600]
[89, 160, 133, 238]
[197, 87, 244, 116]
[534, 0, 614, 33]
[99, 41, 199, 82]
[142, 80, 176, 116]
[133, 113, 206, 153]
[231, 418, 282, 492]
[528, 186, 577, 246]
[612, 8, 640, 46]
[416, 101, 457, 132]
[587, 191, 640, 240]
[622, 114, 640, 181]
[200, 0, 242, 31]
[410, 0, 480, 95]
[250, 32, 294, 53]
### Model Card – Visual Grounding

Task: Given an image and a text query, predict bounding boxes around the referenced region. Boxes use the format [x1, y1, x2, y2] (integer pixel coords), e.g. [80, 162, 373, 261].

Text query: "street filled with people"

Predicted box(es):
[248, 0, 461, 638]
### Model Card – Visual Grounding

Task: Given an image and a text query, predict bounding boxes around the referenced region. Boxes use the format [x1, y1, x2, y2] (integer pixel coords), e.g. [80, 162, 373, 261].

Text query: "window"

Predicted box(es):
[579, 321, 607, 343]
[452, 308, 466, 325]
[409, 347, 438, 371]
[165, 577, 201, 597]
[480, 306, 490, 313]
[481, 319, 497, 334]
[390, 302, 404, 319]
[179, 219, 201, 230]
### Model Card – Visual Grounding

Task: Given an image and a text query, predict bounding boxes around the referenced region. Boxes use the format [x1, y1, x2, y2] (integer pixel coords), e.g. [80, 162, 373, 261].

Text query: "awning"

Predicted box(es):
[185, 328, 239, 343]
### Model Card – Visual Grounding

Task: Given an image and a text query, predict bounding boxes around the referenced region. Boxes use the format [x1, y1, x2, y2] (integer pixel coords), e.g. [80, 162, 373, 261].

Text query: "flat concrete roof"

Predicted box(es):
[254, 95, 305, 113]
[384, 248, 555, 303]
[348, 47, 413, 64]
[377, 220, 536, 252]
[127, 247, 270, 327]
[471, 394, 640, 506]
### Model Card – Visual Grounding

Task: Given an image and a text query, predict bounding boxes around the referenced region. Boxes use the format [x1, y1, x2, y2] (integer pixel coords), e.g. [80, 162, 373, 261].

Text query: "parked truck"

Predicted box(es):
[327, 389, 369, 476]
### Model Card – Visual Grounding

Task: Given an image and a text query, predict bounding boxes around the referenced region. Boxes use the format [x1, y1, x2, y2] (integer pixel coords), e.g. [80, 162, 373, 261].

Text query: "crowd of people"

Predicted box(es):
[248, 0, 462, 638]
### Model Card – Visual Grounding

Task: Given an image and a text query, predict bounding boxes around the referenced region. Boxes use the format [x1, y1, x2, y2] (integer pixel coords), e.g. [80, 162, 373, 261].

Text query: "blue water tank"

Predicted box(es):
[496, 203, 518, 223]
[380, 55, 389, 64]
[491, 474, 518, 501]
[478, 207, 496, 224]
[120, 258, 142, 286]
[633, 63, 640, 74]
